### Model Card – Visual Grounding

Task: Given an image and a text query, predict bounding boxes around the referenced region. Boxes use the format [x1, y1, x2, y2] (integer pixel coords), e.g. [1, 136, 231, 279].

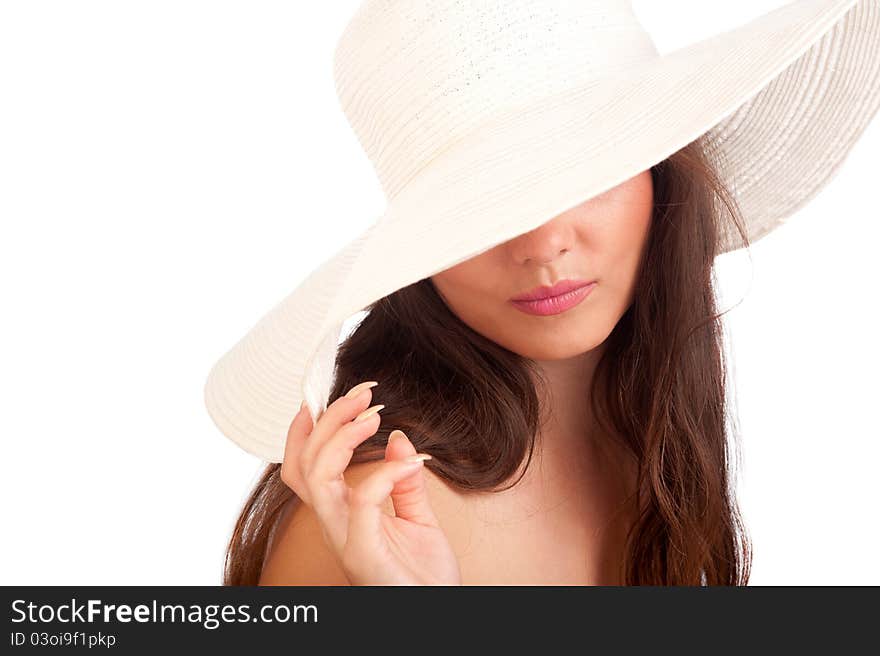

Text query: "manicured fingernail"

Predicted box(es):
[404, 453, 432, 464]
[345, 380, 379, 399]
[354, 404, 385, 423]
[388, 429, 405, 445]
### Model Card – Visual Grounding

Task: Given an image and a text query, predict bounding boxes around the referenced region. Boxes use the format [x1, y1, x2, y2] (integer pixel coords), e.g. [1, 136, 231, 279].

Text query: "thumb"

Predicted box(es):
[385, 430, 441, 528]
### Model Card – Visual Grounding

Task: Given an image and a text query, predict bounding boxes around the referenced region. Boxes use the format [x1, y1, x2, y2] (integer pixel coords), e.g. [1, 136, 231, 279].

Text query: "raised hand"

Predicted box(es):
[280, 381, 462, 585]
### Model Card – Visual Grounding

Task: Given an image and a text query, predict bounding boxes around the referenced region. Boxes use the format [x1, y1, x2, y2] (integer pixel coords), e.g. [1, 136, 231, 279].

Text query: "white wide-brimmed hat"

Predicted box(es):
[204, 0, 880, 462]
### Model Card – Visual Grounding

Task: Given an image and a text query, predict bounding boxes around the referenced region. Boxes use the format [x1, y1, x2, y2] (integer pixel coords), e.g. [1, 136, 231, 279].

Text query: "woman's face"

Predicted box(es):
[430, 170, 654, 360]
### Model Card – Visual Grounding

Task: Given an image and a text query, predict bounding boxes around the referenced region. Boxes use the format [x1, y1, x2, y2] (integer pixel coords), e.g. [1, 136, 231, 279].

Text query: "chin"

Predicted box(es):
[504, 335, 606, 361]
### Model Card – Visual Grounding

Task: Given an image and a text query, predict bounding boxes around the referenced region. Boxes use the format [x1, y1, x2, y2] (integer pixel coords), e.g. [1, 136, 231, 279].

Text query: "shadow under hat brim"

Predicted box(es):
[205, 0, 880, 462]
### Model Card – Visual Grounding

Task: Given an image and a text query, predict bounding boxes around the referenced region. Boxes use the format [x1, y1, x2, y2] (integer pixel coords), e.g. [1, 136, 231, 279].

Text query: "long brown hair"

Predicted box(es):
[222, 135, 753, 585]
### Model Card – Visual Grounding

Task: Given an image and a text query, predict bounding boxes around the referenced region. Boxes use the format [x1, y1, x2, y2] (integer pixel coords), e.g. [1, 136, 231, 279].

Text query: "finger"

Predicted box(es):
[300, 399, 315, 433]
[305, 407, 384, 542]
[300, 382, 378, 466]
[304, 409, 385, 551]
[384, 430, 441, 528]
[297, 383, 379, 555]
[310, 410, 384, 488]
[280, 400, 314, 500]
[347, 456, 433, 546]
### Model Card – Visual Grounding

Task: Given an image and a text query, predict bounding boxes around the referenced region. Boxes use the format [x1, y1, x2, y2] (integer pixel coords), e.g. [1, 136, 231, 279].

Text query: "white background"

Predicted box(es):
[1, 1, 877, 585]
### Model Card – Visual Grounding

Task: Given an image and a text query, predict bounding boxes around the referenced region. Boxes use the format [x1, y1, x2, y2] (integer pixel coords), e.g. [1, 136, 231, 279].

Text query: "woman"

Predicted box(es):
[236, 142, 749, 585]
[206, 0, 880, 586]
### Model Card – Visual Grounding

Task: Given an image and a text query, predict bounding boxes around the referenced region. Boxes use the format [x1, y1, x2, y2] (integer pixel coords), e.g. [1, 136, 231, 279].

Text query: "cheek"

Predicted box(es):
[432, 260, 530, 346]
[619, 212, 652, 258]
[599, 204, 653, 302]
[431, 261, 498, 316]
[595, 191, 652, 253]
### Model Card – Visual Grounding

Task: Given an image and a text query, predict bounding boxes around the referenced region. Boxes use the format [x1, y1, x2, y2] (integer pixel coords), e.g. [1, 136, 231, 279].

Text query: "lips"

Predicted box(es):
[510, 279, 596, 302]
[509, 281, 597, 316]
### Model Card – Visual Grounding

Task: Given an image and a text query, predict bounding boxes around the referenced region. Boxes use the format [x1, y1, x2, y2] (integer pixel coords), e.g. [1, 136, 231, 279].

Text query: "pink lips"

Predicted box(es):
[510, 280, 597, 316]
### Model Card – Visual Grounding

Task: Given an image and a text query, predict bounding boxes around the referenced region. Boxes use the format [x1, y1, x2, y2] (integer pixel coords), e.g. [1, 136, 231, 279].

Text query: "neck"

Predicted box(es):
[524, 343, 638, 497]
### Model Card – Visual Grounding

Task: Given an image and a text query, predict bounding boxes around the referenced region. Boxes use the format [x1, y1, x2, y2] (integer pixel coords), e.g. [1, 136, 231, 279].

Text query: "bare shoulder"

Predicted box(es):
[258, 459, 468, 586]
[258, 491, 348, 585]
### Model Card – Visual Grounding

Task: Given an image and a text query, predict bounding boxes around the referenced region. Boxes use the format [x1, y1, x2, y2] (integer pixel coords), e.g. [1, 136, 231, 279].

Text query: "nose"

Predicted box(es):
[523, 247, 569, 265]
[508, 215, 573, 266]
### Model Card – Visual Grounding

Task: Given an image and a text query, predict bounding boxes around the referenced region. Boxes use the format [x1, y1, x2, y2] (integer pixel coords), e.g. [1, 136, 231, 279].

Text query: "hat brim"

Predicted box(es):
[205, 0, 880, 462]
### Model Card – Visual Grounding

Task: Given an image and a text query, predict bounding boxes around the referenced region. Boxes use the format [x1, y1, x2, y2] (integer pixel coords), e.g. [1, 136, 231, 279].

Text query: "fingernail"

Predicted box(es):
[404, 453, 432, 464]
[354, 404, 385, 423]
[387, 429, 405, 445]
[345, 380, 379, 399]
[299, 400, 306, 414]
